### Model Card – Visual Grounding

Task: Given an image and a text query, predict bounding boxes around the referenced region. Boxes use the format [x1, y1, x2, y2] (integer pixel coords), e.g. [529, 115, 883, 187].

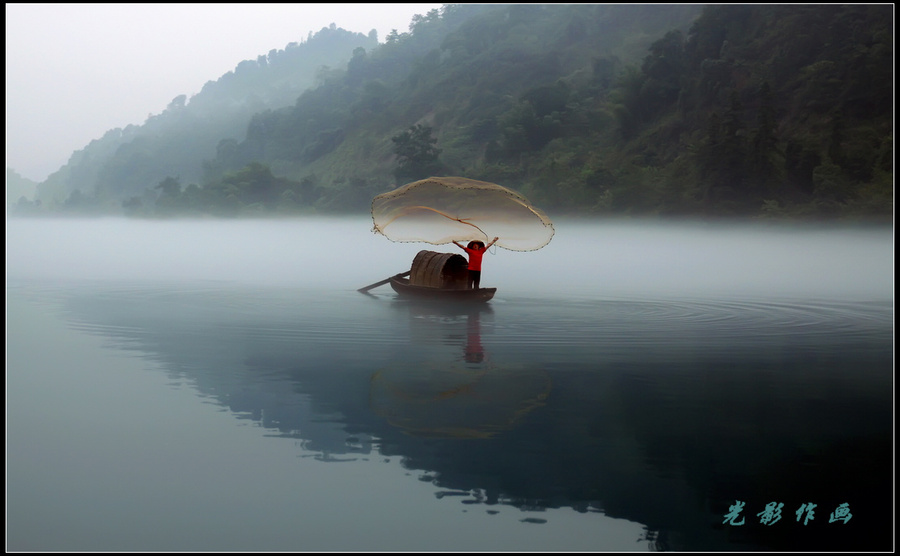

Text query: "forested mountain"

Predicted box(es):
[7, 169, 39, 212]
[31, 25, 377, 210]
[21, 5, 893, 219]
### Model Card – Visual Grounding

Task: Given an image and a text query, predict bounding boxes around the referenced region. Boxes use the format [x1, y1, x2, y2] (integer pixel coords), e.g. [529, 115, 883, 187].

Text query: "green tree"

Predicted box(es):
[154, 176, 183, 215]
[62, 189, 101, 214]
[720, 91, 748, 194]
[639, 30, 686, 117]
[121, 196, 145, 216]
[749, 82, 779, 194]
[391, 124, 443, 181]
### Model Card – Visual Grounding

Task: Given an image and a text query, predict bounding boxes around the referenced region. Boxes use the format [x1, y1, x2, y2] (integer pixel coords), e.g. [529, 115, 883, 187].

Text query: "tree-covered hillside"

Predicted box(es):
[204, 4, 710, 213]
[32, 25, 377, 209]
[7, 169, 39, 213]
[19, 5, 893, 219]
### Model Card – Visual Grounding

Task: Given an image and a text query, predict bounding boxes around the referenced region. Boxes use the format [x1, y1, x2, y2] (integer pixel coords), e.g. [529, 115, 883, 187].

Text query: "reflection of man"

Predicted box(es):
[464, 312, 484, 363]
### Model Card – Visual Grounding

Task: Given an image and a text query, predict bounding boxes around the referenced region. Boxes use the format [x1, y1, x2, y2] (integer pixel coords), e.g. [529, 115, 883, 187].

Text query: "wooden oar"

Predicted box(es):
[358, 271, 410, 293]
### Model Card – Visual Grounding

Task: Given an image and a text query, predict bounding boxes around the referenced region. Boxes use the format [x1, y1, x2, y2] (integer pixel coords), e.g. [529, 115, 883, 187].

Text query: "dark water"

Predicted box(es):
[6, 217, 894, 551]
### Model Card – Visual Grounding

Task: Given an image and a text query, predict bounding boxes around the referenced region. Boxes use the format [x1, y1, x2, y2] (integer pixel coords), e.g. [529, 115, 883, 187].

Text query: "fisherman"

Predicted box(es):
[453, 237, 499, 289]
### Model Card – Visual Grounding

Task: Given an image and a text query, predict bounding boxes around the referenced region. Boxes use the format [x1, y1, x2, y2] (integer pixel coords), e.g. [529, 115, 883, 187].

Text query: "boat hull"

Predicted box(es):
[389, 276, 496, 303]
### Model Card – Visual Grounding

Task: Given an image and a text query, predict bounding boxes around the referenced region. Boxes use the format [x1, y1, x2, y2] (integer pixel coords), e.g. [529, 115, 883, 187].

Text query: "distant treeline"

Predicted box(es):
[12, 5, 893, 220]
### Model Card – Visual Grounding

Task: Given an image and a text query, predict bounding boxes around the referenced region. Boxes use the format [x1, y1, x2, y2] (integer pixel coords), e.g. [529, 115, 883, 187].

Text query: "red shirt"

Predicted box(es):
[462, 246, 485, 271]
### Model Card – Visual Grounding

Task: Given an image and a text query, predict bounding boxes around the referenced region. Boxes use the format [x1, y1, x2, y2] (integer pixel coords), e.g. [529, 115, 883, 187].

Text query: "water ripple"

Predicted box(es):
[21, 281, 892, 366]
[488, 296, 892, 355]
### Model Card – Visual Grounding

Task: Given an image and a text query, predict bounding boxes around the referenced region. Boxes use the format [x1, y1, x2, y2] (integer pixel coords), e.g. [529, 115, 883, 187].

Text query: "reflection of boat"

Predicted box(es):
[371, 294, 551, 439]
[389, 274, 497, 303]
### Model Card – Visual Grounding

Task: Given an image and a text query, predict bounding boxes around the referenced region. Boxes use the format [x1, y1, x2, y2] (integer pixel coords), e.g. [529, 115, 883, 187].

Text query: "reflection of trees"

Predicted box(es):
[59, 287, 892, 551]
[369, 361, 550, 439]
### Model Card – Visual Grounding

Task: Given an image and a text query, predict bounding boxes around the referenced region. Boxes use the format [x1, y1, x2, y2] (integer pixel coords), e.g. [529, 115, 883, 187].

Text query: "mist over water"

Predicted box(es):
[6, 216, 894, 551]
[6, 216, 892, 301]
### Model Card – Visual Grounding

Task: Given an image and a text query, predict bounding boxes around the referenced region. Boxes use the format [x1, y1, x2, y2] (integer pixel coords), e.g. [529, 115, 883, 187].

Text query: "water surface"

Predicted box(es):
[6, 217, 893, 551]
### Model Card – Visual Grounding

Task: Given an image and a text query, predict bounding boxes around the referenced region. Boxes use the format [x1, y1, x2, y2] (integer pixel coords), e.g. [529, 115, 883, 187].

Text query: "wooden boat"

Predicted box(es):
[389, 274, 497, 303]
[359, 250, 497, 303]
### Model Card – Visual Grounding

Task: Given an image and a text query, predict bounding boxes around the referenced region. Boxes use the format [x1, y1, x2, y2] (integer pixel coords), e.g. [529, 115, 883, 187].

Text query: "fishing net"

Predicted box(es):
[371, 177, 554, 251]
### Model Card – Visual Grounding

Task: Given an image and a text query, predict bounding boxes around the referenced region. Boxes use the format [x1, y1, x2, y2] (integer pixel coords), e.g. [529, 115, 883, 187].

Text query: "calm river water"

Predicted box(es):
[6, 216, 893, 551]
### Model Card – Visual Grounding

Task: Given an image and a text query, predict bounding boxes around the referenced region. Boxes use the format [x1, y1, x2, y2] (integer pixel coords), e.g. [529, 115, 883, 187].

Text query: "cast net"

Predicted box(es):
[371, 177, 554, 251]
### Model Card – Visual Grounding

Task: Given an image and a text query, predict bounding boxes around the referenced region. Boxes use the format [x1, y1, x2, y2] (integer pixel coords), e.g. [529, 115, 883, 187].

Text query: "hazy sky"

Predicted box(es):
[5, 3, 443, 182]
